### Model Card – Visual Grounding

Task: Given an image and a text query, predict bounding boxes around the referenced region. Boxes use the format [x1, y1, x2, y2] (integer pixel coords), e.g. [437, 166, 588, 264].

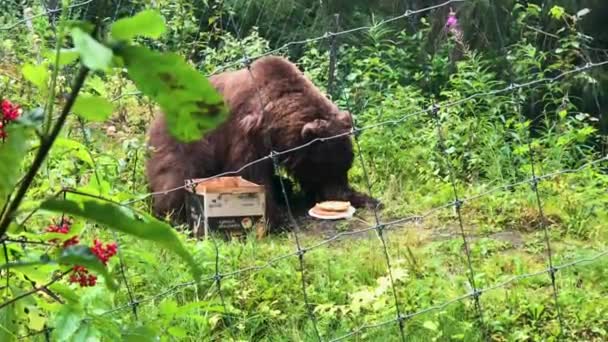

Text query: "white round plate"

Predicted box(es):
[308, 206, 355, 220]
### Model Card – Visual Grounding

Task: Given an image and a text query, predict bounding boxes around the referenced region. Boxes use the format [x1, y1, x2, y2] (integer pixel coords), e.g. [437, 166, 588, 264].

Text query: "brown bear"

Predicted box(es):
[145, 55, 379, 230]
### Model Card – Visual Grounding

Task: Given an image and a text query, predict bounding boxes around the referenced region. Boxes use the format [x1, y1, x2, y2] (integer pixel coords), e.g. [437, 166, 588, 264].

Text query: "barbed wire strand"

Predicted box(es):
[208, 0, 467, 76]
[329, 248, 608, 342]
[17, 154, 604, 339]
[3, 1, 608, 339]
[119, 59, 608, 206]
[4, 107, 606, 326]
[0, 0, 94, 31]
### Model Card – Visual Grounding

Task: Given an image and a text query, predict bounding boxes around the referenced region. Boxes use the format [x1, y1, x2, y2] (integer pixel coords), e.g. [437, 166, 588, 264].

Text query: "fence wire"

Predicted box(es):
[120, 59, 608, 206]
[1, 0, 608, 341]
[12, 153, 608, 340]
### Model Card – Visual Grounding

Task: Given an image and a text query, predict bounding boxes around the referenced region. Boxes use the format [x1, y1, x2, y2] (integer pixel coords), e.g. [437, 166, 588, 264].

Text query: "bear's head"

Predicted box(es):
[240, 56, 356, 188]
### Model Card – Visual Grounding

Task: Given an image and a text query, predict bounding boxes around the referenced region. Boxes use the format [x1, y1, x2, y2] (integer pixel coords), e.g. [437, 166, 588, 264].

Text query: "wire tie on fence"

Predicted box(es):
[430, 104, 440, 118]
[242, 56, 252, 69]
[404, 10, 412, 16]
[530, 176, 539, 191]
[296, 248, 307, 258]
[548, 266, 557, 280]
[471, 288, 483, 300]
[129, 300, 140, 308]
[375, 223, 386, 233]
[269, 150, 279, 164]
[453, 199, 464, 210]
[214, 273, 223, 282]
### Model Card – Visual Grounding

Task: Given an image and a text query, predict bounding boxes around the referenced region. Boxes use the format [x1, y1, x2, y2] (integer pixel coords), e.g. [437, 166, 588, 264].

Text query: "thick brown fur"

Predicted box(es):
[145, 56, 379, 230]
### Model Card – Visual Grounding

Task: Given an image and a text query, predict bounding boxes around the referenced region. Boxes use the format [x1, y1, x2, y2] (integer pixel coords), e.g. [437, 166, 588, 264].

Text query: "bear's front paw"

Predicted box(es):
[349, 192, 383, 211]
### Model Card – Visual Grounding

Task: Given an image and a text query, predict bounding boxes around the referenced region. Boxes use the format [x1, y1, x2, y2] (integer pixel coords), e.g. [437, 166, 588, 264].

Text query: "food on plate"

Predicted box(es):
[311, 201, 351, 216]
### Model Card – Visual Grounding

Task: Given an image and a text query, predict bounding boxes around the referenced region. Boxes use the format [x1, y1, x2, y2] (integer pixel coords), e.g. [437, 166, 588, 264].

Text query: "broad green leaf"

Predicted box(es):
[71, 28, 113, 71]
[22, 63, 49, 91]
[0, 125, 30, 208]
[51, 304, 83, 342]
[167, 326, 187, 338]
[87, 76, 107, 96]
[40, 196, 203, 281]
[0, 303, 17, 342]
[48, 283, 81, 304]
[27, 306, 47, 331]
[43, 49, 80, 66]
[57, 49, 80, 66]
[549, 5, 565, 20]
[72, 321, 100, 341]
[58, 245, 118, 290]
[72, 94, 114, 122]
[159, 299, 178, 317]
[116, 45, 228, 142]
[122, 324, 159, 342]
[111, 10, 166, 41]
[32, 137, 95, 167]
[423, 320, 439, 331]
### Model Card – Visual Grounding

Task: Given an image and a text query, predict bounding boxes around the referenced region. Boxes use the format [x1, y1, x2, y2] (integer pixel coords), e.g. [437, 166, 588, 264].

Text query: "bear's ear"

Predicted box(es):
[301, 119, 329, 140]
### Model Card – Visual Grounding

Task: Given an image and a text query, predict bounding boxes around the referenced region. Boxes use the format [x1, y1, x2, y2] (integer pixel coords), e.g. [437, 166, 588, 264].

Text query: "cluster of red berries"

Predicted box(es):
[45, 217, 118, 288]
[70, 240, 117, 287]
[1, 99, 21, 140]
[46, 218, 79, 248]
[70, 265, 98, 287]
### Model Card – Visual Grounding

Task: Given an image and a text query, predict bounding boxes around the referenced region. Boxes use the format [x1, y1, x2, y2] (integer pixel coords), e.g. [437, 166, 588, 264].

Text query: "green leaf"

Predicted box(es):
[0, 303, 17, 342]
[40, 195, 203, 281]
[167, 326, 187, 338]
[71, 28, 113, 71]
[87, 76, 107, 97]
[72, 94, 114, 122]
[122, 324, 159, 342]
[22, 63, 49, 91]
[58, 245, 118, 290]
[549, 5, 566, 20]
[0, 125, 30, 208]
[51, 304, 83, 342]
[423, 320, 439, 331]
[115, 45, 228, 142]
[72, 321, 100, 342]
[26, 306, 47, 331]
[35, 137, 95, 167]
[111, 10, 166, 41]
[43, 49, 80, 66]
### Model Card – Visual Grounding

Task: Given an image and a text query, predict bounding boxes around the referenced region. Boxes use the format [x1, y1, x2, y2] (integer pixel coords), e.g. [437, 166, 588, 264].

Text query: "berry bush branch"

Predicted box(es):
[0, 66, 90, 239]
[0, 268, 72, 310]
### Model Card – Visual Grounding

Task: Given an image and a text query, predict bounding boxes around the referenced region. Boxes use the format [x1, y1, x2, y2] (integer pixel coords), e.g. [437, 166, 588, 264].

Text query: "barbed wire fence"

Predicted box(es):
[1, 0, 607, 340]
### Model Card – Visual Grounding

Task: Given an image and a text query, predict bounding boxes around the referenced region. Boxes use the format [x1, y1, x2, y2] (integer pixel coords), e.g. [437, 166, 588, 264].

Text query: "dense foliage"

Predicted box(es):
[0, 0, 607, 341]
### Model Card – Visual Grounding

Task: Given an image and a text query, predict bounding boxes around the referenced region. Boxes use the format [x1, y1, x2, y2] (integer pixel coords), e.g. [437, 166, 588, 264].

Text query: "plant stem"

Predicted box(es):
[0, 269, 72, 310]
[0, 67, 89, 238]
[44, 0, 69, 136]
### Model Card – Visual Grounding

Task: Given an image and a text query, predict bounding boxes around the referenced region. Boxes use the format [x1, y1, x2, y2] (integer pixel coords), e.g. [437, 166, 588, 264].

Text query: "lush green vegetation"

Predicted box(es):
[0, 1, 607, 341]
